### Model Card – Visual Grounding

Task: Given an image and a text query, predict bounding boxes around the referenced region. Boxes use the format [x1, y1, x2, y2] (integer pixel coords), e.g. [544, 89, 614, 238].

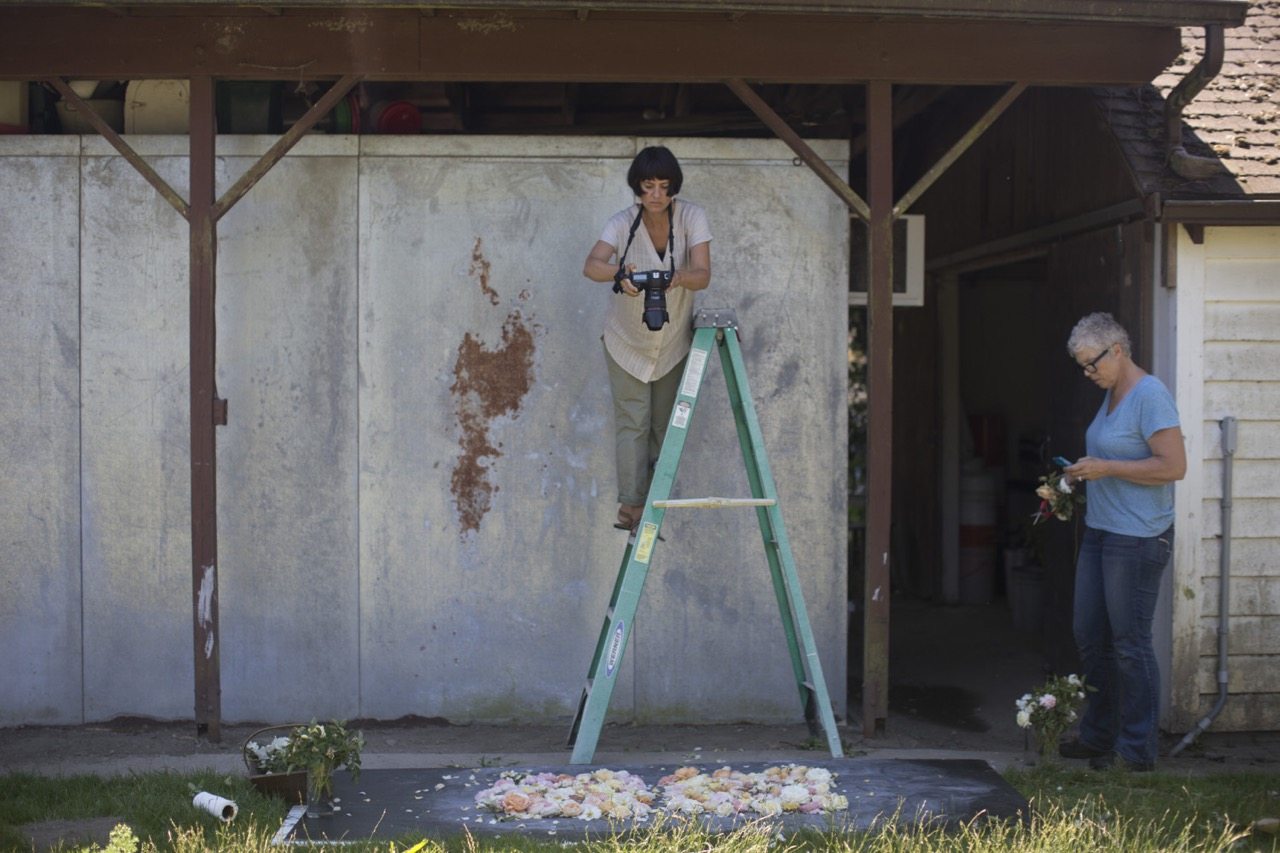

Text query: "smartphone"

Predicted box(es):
[1052, 455, 1073, 468]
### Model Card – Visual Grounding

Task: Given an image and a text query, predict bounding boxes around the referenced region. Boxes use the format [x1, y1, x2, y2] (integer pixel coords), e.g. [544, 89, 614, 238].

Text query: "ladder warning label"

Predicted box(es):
[680, 348, 708, 398]
[634, 522, 659, 563]
[671, 400, 691, 429]
[605, 620, 625, 677]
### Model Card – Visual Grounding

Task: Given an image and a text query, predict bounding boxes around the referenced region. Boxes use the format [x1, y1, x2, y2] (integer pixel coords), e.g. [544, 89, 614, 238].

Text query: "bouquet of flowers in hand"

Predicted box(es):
[1033, 466, 1086, 524]
[1016, 673, 1093, 760]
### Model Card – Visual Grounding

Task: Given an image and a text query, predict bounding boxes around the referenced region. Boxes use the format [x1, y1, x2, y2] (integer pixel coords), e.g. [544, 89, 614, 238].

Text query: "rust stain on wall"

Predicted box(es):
[449, 310, 536, 534]
[471, 237, 500, 306]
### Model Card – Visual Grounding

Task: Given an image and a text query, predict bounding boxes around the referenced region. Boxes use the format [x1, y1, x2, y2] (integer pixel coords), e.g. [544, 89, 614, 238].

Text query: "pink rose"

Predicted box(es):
[1039, 694, 1057, 709]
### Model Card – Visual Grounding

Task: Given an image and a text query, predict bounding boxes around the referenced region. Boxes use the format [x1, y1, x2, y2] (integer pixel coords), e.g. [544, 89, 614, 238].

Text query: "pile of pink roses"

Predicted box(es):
[474, 769, 655, 821]
[474, 764, 848, 822]
[659, 764, 849, 818]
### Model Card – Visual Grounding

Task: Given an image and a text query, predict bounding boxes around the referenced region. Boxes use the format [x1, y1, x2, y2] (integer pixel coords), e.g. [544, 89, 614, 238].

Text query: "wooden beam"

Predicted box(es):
[189, 75, 221, 741]
[726, 78, 870, 221]
[46, 78, 190, 220]
[862, 80, 893, 738]
[423, 15, 1181, 85]
[893, 82, 1025, 217]
[12, 0, 1246, 28]
[212, 74, 360, 221]
[0, 9, 1181, 86]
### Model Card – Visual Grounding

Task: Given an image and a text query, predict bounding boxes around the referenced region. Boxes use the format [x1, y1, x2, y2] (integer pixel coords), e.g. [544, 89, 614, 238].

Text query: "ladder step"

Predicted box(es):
[651, 497, 776, 509]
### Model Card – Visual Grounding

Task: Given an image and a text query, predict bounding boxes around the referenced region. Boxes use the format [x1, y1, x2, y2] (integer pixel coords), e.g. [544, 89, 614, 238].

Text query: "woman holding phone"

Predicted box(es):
[1057, 312, 1186, 772]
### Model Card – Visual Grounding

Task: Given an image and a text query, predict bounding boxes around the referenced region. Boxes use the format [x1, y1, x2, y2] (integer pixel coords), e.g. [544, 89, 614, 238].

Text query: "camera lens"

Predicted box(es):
[642, 282, 668, 331]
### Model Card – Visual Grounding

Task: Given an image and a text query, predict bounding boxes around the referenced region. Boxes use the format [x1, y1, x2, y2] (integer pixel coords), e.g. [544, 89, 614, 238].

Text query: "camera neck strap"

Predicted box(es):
[617, 202, 675, 278]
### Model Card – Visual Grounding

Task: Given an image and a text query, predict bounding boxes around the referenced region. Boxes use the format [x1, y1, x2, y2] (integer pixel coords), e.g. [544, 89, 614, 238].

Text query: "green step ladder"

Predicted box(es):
[567, 307, 843, 765]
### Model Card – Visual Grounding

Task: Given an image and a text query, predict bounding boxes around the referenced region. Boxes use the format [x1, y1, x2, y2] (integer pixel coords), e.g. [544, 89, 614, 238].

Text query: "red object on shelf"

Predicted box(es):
[374, 100, 420, 134]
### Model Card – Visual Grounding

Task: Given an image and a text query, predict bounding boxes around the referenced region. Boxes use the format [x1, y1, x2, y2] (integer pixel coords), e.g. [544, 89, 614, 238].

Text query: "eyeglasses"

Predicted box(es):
[1079, 346, 1113, 375]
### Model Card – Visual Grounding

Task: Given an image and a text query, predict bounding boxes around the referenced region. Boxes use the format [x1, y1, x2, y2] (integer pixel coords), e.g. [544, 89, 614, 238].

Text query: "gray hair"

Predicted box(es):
[1067, 312, 1132, 358]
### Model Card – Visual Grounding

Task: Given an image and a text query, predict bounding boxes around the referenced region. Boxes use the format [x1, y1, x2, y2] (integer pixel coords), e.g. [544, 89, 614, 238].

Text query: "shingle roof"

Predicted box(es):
[1095, 0, 1280, 199]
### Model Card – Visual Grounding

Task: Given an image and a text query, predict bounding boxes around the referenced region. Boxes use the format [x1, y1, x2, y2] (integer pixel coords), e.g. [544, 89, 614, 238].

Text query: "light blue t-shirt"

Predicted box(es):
[1084, 374, 1181, 537]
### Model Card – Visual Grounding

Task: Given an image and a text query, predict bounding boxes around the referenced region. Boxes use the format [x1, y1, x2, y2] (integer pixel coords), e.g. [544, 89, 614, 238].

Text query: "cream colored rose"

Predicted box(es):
[501, 791, 530, 813]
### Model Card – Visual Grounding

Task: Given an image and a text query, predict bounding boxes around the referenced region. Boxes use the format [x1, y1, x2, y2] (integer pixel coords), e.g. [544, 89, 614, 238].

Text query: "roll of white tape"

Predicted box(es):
[192, 791, 238, 822]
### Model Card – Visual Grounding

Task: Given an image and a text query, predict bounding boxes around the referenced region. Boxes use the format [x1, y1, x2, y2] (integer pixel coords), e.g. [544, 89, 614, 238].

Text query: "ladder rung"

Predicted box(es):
[651, 497, 776, 509]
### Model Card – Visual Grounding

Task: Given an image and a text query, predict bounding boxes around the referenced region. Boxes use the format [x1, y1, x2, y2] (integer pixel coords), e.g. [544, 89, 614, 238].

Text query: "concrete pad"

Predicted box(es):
[277, 759, 1027, 843]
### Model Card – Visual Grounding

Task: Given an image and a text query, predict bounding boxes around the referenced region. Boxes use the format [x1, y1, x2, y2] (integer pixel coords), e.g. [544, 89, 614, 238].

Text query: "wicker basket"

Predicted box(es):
[242, 724, 307, 803]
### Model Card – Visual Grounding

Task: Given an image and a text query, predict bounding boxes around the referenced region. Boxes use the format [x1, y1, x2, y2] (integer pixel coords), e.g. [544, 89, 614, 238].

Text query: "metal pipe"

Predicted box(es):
[1164, 25, 1228, 181]
[1170, 415, 1235, 756]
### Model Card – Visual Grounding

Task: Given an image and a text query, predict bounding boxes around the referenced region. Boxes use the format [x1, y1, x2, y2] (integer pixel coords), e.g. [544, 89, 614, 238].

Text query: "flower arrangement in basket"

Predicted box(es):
[1015, 673, 1094, 762]
[243, 719, 363, 813]
[243, 726, 306, 802]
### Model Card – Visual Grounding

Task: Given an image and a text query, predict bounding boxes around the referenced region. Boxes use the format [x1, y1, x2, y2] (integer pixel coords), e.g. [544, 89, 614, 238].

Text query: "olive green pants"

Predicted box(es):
[604, 344, 687, 507]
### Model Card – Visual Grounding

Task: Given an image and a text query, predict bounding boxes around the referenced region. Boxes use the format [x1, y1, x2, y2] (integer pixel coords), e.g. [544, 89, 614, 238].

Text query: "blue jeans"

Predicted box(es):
[1072, 525, 1173, 766]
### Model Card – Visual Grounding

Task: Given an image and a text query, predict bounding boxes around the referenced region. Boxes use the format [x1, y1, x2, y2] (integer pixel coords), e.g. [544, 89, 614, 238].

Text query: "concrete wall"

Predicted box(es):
[1, 138, 82, 724]
[0, 135, 848, 726]
[1171, 225, 1280, 732]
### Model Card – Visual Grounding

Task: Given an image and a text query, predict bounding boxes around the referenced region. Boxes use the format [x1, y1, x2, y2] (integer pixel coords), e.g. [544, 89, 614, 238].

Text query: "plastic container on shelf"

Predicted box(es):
[368, 100, 421, 134]
[124, 80, 190, 134]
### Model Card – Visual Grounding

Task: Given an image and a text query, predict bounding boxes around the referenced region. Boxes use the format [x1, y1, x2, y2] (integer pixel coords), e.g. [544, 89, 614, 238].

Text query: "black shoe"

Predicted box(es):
[1089, 752, 1154, 772]
[1059, 738, 1109, 760]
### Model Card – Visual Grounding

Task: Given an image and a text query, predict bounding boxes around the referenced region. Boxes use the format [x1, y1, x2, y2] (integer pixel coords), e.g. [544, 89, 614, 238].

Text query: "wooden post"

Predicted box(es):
[938, 274, 960, 603]
[862, 81, 893, 736]
[189, 76, 222, 740]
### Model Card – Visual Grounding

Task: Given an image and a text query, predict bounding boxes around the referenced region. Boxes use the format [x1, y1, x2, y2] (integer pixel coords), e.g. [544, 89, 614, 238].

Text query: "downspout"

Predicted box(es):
[1165, 24, 1228, 181]
[1170, 415, 1236, 756]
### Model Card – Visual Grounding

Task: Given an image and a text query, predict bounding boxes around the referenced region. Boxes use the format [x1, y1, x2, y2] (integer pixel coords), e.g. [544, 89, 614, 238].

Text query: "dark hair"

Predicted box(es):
[627, 146, 683, 197]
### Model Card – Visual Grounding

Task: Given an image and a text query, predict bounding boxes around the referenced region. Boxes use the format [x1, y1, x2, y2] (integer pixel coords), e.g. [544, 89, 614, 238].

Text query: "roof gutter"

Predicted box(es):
[1165, 24, 1229, 181]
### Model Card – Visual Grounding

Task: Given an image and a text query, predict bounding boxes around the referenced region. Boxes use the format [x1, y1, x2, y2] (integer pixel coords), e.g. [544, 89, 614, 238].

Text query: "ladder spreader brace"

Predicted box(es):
[566, 307, 843, 764]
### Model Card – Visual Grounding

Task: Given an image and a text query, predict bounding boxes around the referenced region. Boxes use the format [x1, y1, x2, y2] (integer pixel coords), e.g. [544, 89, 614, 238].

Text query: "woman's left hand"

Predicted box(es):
[1066, 457, 1109, 482]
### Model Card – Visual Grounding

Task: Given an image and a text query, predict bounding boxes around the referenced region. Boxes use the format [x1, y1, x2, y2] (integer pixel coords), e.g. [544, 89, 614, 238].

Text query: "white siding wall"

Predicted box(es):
[1173, 225, 1280, 731]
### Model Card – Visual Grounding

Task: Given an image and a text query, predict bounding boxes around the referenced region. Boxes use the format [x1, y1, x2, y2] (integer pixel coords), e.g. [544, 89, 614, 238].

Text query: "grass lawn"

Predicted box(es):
[0, 765, 1277, 852]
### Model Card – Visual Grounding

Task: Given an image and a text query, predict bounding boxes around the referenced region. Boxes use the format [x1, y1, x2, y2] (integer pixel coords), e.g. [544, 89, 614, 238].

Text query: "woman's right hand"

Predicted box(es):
[617, 264, 640, 296]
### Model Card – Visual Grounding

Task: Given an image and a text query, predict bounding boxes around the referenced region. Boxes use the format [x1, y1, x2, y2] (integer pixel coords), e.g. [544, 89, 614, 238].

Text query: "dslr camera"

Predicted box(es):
[613, 269, 674, 331]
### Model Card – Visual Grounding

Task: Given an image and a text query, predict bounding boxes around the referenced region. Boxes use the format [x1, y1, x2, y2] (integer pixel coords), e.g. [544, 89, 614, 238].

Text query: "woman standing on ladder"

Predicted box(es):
[583, 146, 712, 534]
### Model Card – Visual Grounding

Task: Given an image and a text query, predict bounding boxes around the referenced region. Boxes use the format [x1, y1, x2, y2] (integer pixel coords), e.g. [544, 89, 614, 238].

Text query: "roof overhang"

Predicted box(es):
[1162, 198, 1280, 226]
[0, 1, 1249, 84]
[0, 0, 1251, 26]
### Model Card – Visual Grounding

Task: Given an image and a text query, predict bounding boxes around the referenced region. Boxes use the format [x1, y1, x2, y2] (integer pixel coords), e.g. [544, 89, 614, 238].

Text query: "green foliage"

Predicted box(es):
[277, 720, 364, 782]
[85, 823, 140, 853]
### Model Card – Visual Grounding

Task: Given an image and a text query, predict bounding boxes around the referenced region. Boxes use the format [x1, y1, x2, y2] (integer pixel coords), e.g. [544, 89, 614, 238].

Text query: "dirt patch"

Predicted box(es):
[20, 817, 125, 852]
